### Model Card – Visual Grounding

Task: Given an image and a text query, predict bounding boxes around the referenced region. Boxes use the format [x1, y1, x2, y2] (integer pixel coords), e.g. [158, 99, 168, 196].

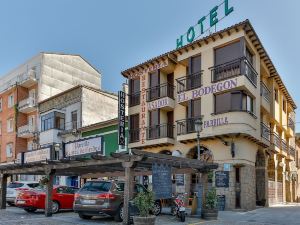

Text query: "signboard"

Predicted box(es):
[140, 74, 147, 144]
[128, 61, 168, 79]
[203, 117, 228, 129]
[152, 163, 172, 199]
[148, 97, 170, 111]
[215, 171, 229, 188]
[217, 195, 226, 211]
[176, 0, 234, 48]
[177, 78, 238, 103]
[118, 91, 126, 147]
[65, 136, 103, 157]
[224, 163, 231, 171]
[24, 148, 51, 163]
[175, 174, 185, 186]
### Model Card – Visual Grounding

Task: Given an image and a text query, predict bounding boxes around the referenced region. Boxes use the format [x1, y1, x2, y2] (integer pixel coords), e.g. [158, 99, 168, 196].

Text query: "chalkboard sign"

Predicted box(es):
[175, 174, 184, 186]
[152, 163, 172, 199]
[215, 171, 229, 188]
[217, 195, 226, 211]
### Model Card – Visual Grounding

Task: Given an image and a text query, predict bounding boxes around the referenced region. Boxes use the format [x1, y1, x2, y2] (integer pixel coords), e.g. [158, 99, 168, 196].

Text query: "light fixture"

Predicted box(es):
[194, 118, 203, 133]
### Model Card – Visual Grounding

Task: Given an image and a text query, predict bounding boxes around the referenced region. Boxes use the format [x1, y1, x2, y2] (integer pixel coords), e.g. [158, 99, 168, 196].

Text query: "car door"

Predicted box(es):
[55, 187, 73, 209]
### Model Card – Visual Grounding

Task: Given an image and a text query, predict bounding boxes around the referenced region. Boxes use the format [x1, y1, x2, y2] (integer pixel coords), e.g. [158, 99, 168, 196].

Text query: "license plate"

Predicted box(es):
[179, 207, 185, 212]
[17, 200, 26, 204]
[81, 199, 96, 204]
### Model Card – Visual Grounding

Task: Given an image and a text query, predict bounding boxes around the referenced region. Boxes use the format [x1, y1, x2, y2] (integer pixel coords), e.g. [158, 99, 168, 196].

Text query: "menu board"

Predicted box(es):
[217, 195, 226, 211]
[175, 174, 185, 186]
[215, 171, 229, 188]
[152, 163, 172, 199]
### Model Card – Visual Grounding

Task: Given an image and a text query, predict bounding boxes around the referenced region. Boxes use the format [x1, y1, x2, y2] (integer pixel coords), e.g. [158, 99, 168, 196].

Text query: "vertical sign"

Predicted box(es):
[118, 91, 126, 147]
[140, 74, 146, 144]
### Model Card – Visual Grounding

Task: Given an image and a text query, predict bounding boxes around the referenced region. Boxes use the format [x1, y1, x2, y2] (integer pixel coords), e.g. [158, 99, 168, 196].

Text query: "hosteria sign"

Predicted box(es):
[65, 136, 103, 157]
[177, 78, 238, 103]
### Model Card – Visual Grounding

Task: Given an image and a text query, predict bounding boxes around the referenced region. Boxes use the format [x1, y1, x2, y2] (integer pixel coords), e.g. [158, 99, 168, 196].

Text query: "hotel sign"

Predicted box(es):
[176, 0, 234, 49]
[24, 148, 51, 163]
[128, 60, 168, 79]
[177, 78, 237, 103]
[65, 136, 103, 157]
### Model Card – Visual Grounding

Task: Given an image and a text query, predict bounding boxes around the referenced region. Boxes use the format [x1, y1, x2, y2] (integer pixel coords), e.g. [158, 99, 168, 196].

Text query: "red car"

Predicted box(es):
[15, 185, 78, 213]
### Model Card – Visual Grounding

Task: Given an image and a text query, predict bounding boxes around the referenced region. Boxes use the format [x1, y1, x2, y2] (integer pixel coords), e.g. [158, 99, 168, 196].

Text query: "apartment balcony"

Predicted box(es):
[17, 124, 36, 138]
[281, 139, 288, 154]
[261, 123, 271, 146]
[289, 146, 296, 159]
[18, 97, 37, 113]
[18, 69, 37, 88]
[146, 83, 175, 111]
[288, 117, 295, 135]
[272, 133, 281, 152]
[129, 92, 140, 107]
[176, 117, 202, 142]
[210, 57, 257, 87]
[260, 82, 271, 112]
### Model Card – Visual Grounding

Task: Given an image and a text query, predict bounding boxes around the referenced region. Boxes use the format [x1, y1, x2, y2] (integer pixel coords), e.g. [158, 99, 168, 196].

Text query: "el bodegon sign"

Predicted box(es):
[176, 0, 234, 49]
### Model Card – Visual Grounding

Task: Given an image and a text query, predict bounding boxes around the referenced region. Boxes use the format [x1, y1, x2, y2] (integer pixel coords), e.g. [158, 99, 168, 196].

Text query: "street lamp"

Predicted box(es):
[194, 117, 203, 160]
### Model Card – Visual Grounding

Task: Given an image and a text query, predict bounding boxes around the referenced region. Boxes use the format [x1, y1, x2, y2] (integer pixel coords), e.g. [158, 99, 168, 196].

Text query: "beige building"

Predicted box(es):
[122, 20, 298, 210]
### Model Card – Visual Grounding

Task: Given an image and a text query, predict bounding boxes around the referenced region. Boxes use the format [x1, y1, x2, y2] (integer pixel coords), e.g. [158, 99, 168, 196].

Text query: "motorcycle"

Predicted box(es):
[171, 193, 186, 222]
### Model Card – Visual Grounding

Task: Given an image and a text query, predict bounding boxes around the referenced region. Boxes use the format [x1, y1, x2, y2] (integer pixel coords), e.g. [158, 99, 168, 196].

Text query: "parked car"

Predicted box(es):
[73, 180, 162, 222]
[15, 185, 78, 213]
[6, 181, 39, 206]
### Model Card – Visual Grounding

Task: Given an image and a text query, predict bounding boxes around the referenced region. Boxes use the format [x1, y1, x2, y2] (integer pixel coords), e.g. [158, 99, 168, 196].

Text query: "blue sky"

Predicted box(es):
[0, 0, 299, 128]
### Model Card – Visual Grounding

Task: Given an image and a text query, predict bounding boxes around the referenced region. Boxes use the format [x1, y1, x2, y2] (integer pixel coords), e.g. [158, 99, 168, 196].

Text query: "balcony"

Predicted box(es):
[176, 72, 202, 94]
[288, 117, 295, 133]
[129, 92, 140, 107]
[261, 123, 270, 142]
[146, 124, 174, 140]
[176, 117, 200, 136]
[18, 69, 37, 88]
[260, 82, 271, 112]
[289, 147, 296, 158]
[17, 124, 36, 138]
[273, 133, 281, 150]
[282, 139, 287, 153]
[18, 97, 36, 113]
[210, 57, 257, 87]
[146, 83, 175, 111]
[129, 129, 140, 143]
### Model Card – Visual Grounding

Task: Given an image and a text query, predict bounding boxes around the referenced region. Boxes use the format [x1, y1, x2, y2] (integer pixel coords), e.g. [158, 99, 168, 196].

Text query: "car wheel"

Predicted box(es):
[79, 214, 92, 220]
[52, 201, 60, 214]
[152, 201, 162, 216]
[24, 208, 37, 213]
[7, 202, 14, 207]
[114, 205, 124, 222]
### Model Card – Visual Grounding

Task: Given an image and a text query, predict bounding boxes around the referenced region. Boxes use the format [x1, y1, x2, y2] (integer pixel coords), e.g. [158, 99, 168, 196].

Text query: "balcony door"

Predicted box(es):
[149, 109, 160, 139]
[149, 70, 160, 101]
[188, 55, 201, 89]
[186, 99, 201, 133]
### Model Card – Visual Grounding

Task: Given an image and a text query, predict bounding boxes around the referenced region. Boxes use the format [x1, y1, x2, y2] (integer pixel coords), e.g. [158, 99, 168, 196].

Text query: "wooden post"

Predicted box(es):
[45, 169, 55, 217]
[122, 161, 135, 225]
[0, 174, 8, 209]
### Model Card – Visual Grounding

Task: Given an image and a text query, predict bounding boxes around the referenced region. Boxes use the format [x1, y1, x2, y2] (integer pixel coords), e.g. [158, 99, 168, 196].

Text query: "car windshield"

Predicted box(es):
[81, 181, 112, 192]
[27, 183, 39, 188]
[8, 183, 24, 188]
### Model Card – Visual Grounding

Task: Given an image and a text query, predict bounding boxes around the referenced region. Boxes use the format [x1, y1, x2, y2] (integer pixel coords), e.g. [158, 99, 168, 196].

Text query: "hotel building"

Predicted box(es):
[122, 20, 298, 210]
[0, 53, 101, 164]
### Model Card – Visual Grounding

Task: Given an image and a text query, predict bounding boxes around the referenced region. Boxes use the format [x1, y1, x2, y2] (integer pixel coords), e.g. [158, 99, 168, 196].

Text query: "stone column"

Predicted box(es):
[282, 158, 286, 203]
[123, 161, 135, 225]
[274, 154, 278, 203]
[0, 174, 8, 209]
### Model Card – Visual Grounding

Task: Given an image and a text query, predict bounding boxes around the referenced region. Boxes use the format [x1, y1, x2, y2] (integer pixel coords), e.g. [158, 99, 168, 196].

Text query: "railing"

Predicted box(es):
[177, 117, 201, 135]
[129, 129, 140, 143]
[273, 133, 281, 148]
[129, 92, 140, 107]
[289, 147, 296, 158]
[282, 139, 287, 153]
[261, 123, 270, 141]
[18, 124, 35, 136]
[260, 82, 271, 102]
[146, 83, 174, 102]
[288, 117, 295, 132]
[18, 97, 36, 110]
[146, 124, 174, 140]
[210, 57, 257, 86]
[176, 71, 203, 93]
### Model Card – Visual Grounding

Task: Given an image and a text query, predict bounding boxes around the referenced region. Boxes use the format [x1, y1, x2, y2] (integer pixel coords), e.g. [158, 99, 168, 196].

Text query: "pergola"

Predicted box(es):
[0, 150, 218, 225]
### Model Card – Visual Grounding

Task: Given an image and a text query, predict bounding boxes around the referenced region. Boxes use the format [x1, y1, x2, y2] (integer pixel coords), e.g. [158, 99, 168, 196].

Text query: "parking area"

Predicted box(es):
[1, 204, 300, 225]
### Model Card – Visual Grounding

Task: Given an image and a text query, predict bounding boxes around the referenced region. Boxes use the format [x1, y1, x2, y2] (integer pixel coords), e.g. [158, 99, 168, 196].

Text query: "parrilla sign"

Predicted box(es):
[177, 78, 237, 103]
[65, 136, 103, 157]
[176, 0, 234, 49]
[24, 148, 51, 163]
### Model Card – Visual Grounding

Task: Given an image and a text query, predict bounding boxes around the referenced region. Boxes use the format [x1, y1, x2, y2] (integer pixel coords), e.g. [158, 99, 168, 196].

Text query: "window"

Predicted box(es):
[129, 79, 140, 94]
[71, 111, 78, 129]
[7, 118, 14, 133]
[41, 111, 65, 132]
[0, 98, 2, 112]
[215, 91, 255, 115]
[6, 143, 13, 158]
[274, 89, 278, 102]
[8, 94, 14, 108]
[215, 41, 241, 65]
[187, 99, 201, 118]
[283, 99, 286, 113]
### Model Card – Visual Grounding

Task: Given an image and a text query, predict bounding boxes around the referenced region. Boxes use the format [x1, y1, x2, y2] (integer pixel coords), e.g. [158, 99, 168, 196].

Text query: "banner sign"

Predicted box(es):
[177, 78, 237, 103]
[176, 0, 234, 48]
[152, 163, 172, 199]
[65, 136, 103, 157]
[118, 91, 126, 147]
[24, 148, 51, 163]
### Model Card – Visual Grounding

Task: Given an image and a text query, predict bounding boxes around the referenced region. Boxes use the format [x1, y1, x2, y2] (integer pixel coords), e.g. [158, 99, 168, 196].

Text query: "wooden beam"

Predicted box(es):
[219, 33, 223, 39]
[123, 162, 135, 225]
[45, 170, 55, 217]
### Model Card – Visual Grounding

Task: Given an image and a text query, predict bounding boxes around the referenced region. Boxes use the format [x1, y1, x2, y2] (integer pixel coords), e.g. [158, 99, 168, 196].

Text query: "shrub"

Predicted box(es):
[133, 191, 155, 217]
[205, 188, 218, 210]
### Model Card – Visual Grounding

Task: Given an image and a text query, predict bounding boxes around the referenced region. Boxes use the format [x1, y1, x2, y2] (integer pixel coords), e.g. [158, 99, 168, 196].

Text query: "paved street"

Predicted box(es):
[1, 204, 300, 225]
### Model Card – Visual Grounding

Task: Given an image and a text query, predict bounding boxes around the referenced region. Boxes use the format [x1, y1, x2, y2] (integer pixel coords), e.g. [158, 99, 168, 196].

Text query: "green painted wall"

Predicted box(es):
[82, 122, 128, 157]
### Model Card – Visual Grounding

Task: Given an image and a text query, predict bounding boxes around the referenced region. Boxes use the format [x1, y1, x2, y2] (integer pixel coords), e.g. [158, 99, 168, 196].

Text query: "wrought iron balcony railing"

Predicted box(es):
[129, 129, 140, 143]
[177, 117, 201, 135]
[261, 123, 270, 141]
[129, 92, 140, 107]
[289, 147, 296, 158]
[273, 133, 281, 148]
[288, 117, 295, 132]
[146, 123, 174, 140]
[260, 82, 271, 103]
[176, 72, 203, 94]
[146, 83, 174, 102]
[282, 139, 287, 153]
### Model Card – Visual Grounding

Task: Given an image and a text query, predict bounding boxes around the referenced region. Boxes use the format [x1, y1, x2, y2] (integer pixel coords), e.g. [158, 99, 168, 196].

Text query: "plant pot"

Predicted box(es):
[202, 208, 218, 220]
[133, 215, 156, 225]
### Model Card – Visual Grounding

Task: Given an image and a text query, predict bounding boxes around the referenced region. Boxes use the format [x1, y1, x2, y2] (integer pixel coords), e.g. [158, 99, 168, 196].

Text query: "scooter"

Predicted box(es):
[171, 193, 186, 222]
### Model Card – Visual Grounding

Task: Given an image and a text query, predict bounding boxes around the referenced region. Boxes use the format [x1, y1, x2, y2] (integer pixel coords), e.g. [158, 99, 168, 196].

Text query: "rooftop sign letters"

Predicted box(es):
[65, 136, 103, 157]
[176, 0, 234, 49]
[128, 60, 168, 79]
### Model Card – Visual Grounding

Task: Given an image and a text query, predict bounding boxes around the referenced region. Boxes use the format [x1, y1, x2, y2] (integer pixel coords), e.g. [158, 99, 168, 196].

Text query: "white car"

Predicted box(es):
[6, 181, 39, 206]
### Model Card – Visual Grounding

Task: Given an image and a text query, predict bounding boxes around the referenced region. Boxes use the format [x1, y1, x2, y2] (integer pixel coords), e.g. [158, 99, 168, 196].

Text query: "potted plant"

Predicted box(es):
[202, 188, 218, 220]
[133, 191, 156, 225]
